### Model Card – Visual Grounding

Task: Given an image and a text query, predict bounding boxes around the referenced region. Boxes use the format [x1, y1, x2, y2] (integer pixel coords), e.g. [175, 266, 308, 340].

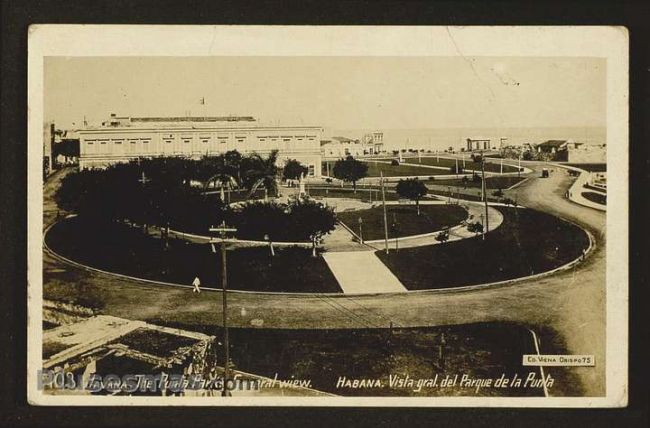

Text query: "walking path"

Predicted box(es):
[379, 202, 503, 249]
[322, 199, 504, 251]
[321, 251, 407, 294]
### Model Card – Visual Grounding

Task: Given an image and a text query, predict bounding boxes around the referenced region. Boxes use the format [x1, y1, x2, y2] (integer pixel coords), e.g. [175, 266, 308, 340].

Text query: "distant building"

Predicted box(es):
[43, 122, 55, 177]
[536, 139, 571, 154]
[362, 131, 384, 154]
[566, 143, 606, 163]
[79, 113, 323, 177]
[321, 136, 361, 158]
[535, 139, 606, 163]
[321, 132, 384, 158]
[466, 137, 491, 151]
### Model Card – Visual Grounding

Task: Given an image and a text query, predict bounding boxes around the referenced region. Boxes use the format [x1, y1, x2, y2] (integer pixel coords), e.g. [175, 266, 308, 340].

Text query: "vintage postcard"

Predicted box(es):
[27, 25, 628, 406]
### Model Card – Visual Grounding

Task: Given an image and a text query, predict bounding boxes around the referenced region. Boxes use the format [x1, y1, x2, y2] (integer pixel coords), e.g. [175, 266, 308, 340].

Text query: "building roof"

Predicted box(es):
[43, 315, 212, 370]
[131, 116, 256, 123]
[331, 136, 357, 143]
[331, 136, 353, 143]
[537, 140, 568, 148]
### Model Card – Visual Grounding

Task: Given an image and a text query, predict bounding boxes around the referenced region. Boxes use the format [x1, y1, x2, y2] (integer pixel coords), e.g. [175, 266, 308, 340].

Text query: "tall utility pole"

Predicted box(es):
[381, 172, 389, 254]
[209, 221, 237, 397]
[480, 154, 489, 240]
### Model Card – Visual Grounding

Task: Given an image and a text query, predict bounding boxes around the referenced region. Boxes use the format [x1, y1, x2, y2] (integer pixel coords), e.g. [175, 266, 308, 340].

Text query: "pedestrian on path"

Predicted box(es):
[192, 276, 202, 294]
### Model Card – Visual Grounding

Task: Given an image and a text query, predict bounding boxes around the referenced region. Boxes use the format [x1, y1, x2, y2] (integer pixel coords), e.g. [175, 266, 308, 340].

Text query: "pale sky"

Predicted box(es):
[44, 56, 605, 131]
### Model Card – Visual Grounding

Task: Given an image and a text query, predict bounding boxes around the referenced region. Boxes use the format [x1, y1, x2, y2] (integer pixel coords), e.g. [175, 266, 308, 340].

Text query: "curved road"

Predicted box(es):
[43, 163, 606, 395]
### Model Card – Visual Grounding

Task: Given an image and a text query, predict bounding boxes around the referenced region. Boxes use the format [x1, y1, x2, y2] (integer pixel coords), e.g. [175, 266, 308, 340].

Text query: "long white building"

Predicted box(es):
[79, 114, 324, 176]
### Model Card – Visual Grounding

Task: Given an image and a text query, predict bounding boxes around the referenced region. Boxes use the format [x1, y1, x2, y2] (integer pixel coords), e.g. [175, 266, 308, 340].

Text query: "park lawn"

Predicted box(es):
[376, 207, 590, 290]
[163, 321, 580, 397]
[322, 160, 445, 178]
[581, 192, 606, 205]
[431, 176, 526, 190]
[566, 163, 607, 172]
[427, 188, 502, 204]
[401, 157, 521, 174]
[336, 204, 467, 241]
[308, 186, 400, 202]
[46, 216, 341, 293]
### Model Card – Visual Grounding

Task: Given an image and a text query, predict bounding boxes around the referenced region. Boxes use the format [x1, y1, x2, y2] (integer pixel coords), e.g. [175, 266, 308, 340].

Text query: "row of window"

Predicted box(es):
[86, 136, 317, 146]
[87, 139, 151, 145]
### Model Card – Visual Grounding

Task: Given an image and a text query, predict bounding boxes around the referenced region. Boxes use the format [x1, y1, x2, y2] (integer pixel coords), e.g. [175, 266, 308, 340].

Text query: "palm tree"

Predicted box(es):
[241, 150, 280, 198]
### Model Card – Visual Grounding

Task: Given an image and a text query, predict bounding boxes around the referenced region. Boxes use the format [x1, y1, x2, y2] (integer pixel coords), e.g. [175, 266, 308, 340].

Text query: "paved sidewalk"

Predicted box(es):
[381, 202, 504, 249]
[322, 251, 407, 294]
[322, 224, 369, 252]
[558, 165, 607, 212]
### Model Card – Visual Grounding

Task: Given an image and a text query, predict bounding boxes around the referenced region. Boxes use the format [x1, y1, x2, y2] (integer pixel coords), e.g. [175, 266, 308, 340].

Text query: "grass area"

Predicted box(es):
[322, 158, 520, 179]
[581, 192, 606, 205]
[427, 189, 502, 204]
[432, 176, 526, 190]
[46, 216, 341, 293]
[323, 160, 445, 178]
[377, 207, 590, 290]
[565, 163, 606, 172]
[401, 157, 520, 173]
[337, 204, 467, 241]
[308, 186, 400, 202]
[164, 321, 580, 396]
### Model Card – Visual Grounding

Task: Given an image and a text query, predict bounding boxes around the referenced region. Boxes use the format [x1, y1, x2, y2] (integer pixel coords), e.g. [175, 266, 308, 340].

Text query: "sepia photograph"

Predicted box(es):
[26, 25, 628, 406]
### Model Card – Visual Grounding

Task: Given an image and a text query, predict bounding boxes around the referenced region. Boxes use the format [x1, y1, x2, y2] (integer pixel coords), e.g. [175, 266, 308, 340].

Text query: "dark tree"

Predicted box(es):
[331, 156, 368, 192]
[227, 200, 288, 241]
[396, 178, 428, 215]
[54, 139, 80, 159]
[283, 159, 308, 181]
[288, 197, 336, 243]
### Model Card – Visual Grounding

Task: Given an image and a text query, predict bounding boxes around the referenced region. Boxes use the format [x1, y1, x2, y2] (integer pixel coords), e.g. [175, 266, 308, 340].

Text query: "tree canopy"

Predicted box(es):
[54, 139, 80, 159]
[55, 150, 281, 230]
[331, 156, 368, 191]
[226, 197, 335, 242]
[282, 159, 308, 181]
[396, 178, 428, 215]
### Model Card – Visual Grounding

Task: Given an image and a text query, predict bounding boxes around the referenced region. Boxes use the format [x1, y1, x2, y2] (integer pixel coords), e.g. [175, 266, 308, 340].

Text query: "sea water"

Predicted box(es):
[329, 127, 606, 152]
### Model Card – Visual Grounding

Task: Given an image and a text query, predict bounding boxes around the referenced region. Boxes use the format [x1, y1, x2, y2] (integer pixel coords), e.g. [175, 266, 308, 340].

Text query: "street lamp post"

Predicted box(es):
[479, 152, 489, 240]
[380, 172, 389, 254]
[209, 221, 238, 397]
[392, 213, 399, 252]
[358, 216, 364, 244]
